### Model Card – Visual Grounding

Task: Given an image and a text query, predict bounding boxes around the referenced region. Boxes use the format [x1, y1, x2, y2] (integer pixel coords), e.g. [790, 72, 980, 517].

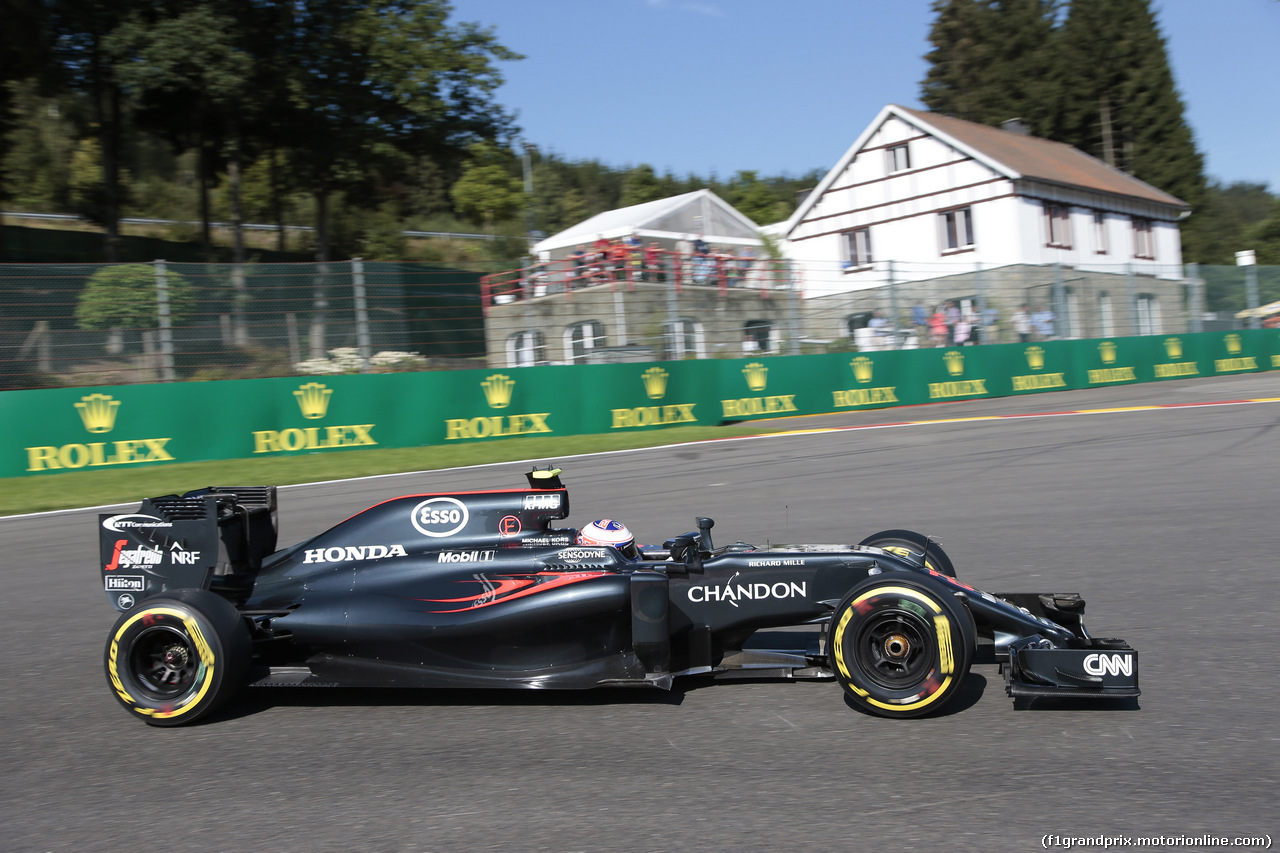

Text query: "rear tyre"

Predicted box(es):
[104, 588, 250, 727]
[858, 529, 956, 578]
[829, 573, 975, 718]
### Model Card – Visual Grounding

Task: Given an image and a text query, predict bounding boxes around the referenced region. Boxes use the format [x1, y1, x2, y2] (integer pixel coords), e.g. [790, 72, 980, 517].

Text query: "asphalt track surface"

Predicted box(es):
[3, 373, 1277, 853]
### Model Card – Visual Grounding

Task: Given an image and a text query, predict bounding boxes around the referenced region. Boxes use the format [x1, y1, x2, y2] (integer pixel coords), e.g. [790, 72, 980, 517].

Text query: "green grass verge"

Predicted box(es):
[0, 423, 784, 516]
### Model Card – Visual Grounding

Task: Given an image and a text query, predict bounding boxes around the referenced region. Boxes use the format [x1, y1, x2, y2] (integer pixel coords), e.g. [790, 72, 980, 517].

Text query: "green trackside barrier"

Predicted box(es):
[3, 330, 1277, 478]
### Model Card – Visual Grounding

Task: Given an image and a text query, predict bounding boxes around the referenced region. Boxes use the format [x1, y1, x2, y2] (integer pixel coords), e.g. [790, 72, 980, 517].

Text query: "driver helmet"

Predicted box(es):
[579, 519, 641, 562]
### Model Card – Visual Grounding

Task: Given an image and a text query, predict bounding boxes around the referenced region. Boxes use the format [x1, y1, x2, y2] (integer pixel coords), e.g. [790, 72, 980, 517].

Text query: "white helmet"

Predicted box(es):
[579, 519, 640, 562]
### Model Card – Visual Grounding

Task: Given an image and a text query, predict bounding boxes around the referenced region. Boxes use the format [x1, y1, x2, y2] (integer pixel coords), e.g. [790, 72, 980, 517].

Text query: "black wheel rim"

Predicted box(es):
[129, 625, 198, 699]
[853, 607, 933, 690]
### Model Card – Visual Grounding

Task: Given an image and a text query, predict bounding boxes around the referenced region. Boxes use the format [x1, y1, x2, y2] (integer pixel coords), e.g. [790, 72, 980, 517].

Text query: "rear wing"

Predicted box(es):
[99, 486, 277, 611]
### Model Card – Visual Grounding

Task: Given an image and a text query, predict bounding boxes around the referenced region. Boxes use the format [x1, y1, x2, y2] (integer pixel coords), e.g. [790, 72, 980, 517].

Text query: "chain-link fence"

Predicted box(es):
[3, 255, 1276, 389]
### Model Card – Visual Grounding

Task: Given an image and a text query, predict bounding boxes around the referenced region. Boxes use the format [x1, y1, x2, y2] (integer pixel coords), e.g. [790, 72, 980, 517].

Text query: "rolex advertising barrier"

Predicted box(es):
[4, 330, 1277, 478]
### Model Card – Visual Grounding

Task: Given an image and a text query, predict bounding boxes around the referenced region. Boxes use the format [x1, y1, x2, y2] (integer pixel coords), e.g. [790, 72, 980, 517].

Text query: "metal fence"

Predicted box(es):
[2, 256, 1276, 390]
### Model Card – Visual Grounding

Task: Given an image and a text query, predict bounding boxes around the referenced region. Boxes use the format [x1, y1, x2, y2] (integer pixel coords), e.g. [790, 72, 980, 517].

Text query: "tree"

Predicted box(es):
[619, 164, 665, 207]
[1055, 0, 1204, 207]
[74, 262, 197, 358]
[922, 0, 1062, 136]
[727, 170, 791, 225]
[450, 142, 524, 228]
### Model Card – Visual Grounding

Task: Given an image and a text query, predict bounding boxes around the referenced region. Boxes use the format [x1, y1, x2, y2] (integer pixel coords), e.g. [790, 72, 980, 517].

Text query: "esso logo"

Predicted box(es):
[411, 497, 469, 538]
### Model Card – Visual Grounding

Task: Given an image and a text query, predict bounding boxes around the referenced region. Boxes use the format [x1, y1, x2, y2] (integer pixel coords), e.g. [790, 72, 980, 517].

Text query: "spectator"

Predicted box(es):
[944, 300, 961, 345]
[982, 304, 1000, 344]
[867, 309, 891, 347]
[742, 332, 760, 353]
[1013, 304, 1031, 342]
[954, 312, 972, 346]
[644, 241, 663, 282]
[911, 301, 928, 344]
[675, 234, 694, 285]
[928, 306, 948, 347]
[1031, 304, 1056, 340]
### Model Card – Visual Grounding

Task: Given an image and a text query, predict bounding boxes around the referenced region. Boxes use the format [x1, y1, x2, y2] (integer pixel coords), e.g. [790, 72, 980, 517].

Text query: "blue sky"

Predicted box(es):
[449, 0, 1279, 192]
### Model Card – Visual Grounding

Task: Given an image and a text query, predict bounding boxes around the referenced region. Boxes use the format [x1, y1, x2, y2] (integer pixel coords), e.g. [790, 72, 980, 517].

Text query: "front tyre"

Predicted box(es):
[829, 573, 975, 718]
[858, 529, 956, 578]
[104, 588, 250, 727]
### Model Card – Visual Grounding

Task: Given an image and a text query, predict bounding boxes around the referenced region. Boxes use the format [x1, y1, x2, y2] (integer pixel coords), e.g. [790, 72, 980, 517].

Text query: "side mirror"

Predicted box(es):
[662, 534, 704, 573]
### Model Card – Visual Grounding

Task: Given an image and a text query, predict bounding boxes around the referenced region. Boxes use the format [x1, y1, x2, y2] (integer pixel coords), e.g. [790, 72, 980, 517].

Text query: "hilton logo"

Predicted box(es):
[642, 367, 668, 400]
[293, 383, 333, 420]
[75, 393, 121, 433]
[482, 374, 515, 409]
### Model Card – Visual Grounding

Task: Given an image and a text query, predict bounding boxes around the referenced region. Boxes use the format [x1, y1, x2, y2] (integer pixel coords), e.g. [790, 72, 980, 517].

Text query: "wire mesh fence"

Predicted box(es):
[1, 256, 1275, 390]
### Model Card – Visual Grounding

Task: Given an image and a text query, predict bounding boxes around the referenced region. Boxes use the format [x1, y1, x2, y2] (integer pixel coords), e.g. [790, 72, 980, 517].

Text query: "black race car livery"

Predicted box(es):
[98, 467, 1138, 726]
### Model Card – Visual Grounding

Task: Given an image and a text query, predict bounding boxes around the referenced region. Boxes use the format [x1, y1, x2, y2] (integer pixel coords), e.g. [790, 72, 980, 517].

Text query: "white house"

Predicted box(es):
[777, 105, 1190, 303]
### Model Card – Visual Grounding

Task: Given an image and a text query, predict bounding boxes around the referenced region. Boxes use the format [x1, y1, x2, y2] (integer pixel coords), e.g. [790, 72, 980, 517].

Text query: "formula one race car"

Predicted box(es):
[98, 467, 1139, 726]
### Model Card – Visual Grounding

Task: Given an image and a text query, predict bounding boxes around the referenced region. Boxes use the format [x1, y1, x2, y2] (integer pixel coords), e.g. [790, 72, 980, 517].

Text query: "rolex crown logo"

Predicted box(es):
[1164, 338, 1183, 360]
[1099, 341, 1117, 364]
[481, 373, 515, 409]
[1225, 333, 1242, 355]
[642, 367, 669, 400]
[1025, 346, 1045, 370]
[944, 350, 965, 376]
[75, 393, 121, 433]
[742, 362, 768, 392]
[294, 382, 333, 420]
[851, 356, 873, 384]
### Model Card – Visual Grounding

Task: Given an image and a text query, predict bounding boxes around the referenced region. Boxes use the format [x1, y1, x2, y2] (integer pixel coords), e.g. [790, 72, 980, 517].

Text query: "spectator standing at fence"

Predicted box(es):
[742, 332, 760, 353]
[1031, 305, 1056, 340]
[644, 241, 662, 282]
[1013, 304, 1031, 342]
[928, 306, 947, 347]
[953, 311, 972, 346]
[867, 309, 891, 347]
[982, 304, 1000, 344]
[675, 234, 694, 285]
[570, 246, 589, 289]
[944, 300, 961, 345]
[624, 231, 643, 282]
[911, 302, 928, 344]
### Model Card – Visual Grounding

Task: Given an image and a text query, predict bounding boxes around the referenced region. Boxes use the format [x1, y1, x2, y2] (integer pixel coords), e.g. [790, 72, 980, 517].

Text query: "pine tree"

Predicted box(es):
[1056, 0, 1205, 249]
[922, 0, 1061, 136]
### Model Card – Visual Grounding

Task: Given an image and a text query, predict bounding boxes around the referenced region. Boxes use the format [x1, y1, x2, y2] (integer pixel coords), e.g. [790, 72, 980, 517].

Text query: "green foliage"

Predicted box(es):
[921, 0, 1206, 228]
[1245, 200, 1280, 266]
[619, 165, 667, 207]
[74, 263, 196, 330]
[450, 142, 525, 227]
[727, 170, 792, 226]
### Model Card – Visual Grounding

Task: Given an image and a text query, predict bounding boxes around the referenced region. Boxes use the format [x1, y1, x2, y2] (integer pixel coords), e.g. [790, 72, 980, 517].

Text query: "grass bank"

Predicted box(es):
[1, 423, 781, 516]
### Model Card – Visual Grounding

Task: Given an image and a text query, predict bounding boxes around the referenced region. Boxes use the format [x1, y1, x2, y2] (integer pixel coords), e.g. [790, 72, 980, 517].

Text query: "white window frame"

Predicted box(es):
[506, 330, 545, 367]
[565, 321, 606, 364]
[939, 207, 974, 253]
[1093, 210, 1109, 255]
[887, 143, 911, 173]
[664, 317, 705, 360]
[1133, 217, 1155, 260]
[842, 227, 872, 270]
[1137, 294, 1161, 335]
[1099, 291, 1115, 338]
[1045, 203, 1072, 249]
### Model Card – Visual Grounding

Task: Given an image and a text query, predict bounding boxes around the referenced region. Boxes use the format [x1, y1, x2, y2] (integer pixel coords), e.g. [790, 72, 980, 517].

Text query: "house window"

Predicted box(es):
[507, 330, 545, 367]
[743, 320, 772, 353]
[887, 143, 911, 172]
[565, 321, 606, 364]
[665, 318, 705, 360]
[1093, 210, 1108, 255]
[1137, 294, 1161, 335]
[1133, 217, 1155, 260]
[842, 227, 872, 269]
[1099, 291, 1115, 338]
[1045, 203, 1072, 248]
[939, 207, 974, 253]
